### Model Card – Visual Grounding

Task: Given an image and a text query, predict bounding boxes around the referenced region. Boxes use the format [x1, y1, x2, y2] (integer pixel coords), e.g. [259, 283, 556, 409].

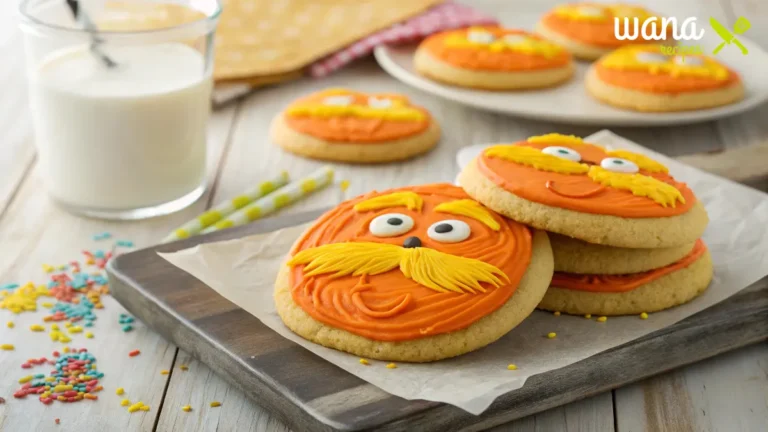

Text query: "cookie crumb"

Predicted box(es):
[507, 364, 517, 370]
[547, 332, 557, 339]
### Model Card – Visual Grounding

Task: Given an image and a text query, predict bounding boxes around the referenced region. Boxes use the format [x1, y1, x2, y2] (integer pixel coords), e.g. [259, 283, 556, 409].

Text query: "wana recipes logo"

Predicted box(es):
[613, 15, 752, 57]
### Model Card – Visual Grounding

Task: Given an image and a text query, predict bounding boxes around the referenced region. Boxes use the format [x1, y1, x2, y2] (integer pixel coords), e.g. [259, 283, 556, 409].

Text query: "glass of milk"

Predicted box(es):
[19, 0, 221, 219]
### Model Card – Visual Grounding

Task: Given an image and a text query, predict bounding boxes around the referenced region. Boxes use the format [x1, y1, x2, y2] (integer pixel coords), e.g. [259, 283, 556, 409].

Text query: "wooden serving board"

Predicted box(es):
[107, 209, 768, 432]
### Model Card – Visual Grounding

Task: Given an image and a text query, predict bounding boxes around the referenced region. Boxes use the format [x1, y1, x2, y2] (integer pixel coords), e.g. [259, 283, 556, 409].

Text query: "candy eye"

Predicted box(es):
[427, 220, 471, 243]
[368, 97, 393, 109]
[674, 55, 704, 66]
[322, 95, 354, 106]
[542, 146, 582, 162]
[369, 213, 414, 237]
[467, 30, 495, 44]
[600, 157, 639, 173]
[635, 52, 668, 64]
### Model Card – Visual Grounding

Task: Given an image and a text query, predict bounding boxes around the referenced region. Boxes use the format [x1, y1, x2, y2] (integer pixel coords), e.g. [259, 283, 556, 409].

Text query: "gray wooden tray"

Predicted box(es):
[107, 210, 768, 432]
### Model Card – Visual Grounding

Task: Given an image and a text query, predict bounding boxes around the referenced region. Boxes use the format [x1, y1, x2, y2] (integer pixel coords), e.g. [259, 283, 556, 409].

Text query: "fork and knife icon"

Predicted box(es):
[710, 17, 751, 55]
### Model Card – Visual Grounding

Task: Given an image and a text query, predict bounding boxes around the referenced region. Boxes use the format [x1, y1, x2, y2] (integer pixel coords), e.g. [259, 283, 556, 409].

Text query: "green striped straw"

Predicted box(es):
[162, 171, 290, 243]
[201, 166, 334, 234]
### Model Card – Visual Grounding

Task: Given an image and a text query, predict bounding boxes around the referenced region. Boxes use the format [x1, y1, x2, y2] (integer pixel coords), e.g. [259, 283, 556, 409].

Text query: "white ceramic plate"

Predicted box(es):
[374, 31, 768, 126]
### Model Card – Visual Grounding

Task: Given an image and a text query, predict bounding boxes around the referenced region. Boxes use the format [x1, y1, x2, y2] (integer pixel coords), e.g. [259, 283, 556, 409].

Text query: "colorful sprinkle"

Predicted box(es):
[553, 311, 561, 316]
[121, 399, 130, 406]
[160, 370, 169, 375]
[507, 364, 518, 370]
[55, 418, 60, 425]
[116, 240, 134, 248]
[13, 348, 102, 405]
[92, 232, 111, 241]
[359, 358, 370, 366]
[210, 401, 221, 408]
[121, 325, 133, 332]
[597, 316, 607, 322]
[179, 364, 189, 371]
[116, 388, 124, 395]
[584, 314, 592, 319]
[6, 321, 14, 328]
[1, 283, 20, 290]
[30, 324, 46, 332]
[547, 332, 557, 339]
[85, 332, 94, 339]
[385, 363, 397, 369]
[1, 344, 14, 350]
[128, 350, 140, 357]
[640, 312, 649, 319]
[182, 404, 192, 412]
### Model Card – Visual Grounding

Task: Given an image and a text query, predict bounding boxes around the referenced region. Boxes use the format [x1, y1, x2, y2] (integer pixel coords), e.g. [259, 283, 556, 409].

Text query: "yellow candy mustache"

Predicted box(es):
[587, 166, 685, 207]
[286, 104, 426, 122]
[288, 242, 508, 294]
[485, 145, 590, 174]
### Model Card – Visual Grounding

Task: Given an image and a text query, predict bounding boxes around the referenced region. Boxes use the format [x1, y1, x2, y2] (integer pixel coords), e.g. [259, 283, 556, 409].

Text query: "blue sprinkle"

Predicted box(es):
[121, 325, 133, 332]
[1, 283, 19, 290]
[92, 232, 112, 241]
[84, 322, 94, 327]
[93, 250, 105, 259]
[116, 240, 134, 248]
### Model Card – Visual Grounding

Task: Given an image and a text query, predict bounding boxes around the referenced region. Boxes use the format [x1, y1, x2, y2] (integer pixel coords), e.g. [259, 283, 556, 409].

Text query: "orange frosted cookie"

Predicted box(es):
[274, 184, 554, 362]
[458, 133, 709, 248]
[536, 3, 672, 60]
[586, 45, 744, 112]
[540, 239, 713, 315]
[270, 88, 440, 163]
[414, 27, 573, 90]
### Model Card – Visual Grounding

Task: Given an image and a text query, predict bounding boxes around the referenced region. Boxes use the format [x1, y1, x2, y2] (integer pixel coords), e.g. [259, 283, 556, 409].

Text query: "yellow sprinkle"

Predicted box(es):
[51, 323, 59, 330]
[179, 365, 189, 371]
[120, 399, 130, 406]
[45, 377, 55, 382]
[1, 344, 14, 350]
[68, 326, 83, 334]
[640, 312, 649, 319]
[160, 370, 169, 375]
[42, 264, 55, 273]
[53, 385, 73, 392]
[116, 387, 124, 395]
[547, 332, 557, 339]
[507, 364, 518, 370]
[6, 321, 13, 328]
[210, 401, 221, 408]
[64, 322, 72, 328]
[386, 363, 397, 369]
[339, 179, 350, 192]
[85, 332, 94, 338]
[182, 405, 192, 412]
[140, 406, 150, 411]
[584, 314, 592, 319]
[41, 302, 54, 308]
[553, 311, 560, 316]
[597, 316, 607, 322]
[18, 375, 33, 383]
[63, 347, 70, 353]
[29, 324, 45, 332]
[359, 358, 370, 366]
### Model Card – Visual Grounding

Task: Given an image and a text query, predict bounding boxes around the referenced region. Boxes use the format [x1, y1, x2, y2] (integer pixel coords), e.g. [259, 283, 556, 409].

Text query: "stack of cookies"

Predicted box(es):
[459, 133, 713, 317]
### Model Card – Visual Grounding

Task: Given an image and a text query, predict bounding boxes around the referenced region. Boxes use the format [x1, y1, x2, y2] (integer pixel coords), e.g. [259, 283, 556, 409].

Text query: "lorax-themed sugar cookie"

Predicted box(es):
[540, 239, 713, 315]
[270, 88, 440, 163]
[274, 184, 554, 362]
[586, 45, 744, 112]
[458, 133, 709, 248]
[414, 27, 573, 90]
[535, 3, 672, 60]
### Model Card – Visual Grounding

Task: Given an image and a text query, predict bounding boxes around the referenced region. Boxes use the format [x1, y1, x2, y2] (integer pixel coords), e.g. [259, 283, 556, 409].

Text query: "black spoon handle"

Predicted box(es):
[64, 0, 117, 68]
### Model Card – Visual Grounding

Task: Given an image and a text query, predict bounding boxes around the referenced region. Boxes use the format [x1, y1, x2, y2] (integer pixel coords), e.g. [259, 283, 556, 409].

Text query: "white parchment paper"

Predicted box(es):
[159, 131, 768, 415]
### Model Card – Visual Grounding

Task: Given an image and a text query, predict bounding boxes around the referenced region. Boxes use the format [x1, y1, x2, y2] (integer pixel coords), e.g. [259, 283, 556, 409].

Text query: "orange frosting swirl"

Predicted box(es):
[551, 239, 707, 292]
[477, 138, 697, 218]
[289, 184, 533, 342]
[284, 89, 431, 143]
[595, 63, 740, 94]
[421, 27, 571, 71]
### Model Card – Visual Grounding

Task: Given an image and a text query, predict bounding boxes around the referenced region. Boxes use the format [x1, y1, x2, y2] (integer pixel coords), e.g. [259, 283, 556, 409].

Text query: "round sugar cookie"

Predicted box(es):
[550, 233, 697, 274]
[539, 240, 712, 315]
[586, 45, 744, 112]
[270, 88, 440, 163]
[458, 133, 709, 248]
[274, 184, 554, 362]
[414, 27, 573, 90]
[535, 3, 672, 60]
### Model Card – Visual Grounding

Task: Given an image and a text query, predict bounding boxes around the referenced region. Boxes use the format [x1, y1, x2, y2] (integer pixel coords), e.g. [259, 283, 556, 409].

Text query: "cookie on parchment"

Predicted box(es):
[535, 3, 671, 60]
[414, 27, 573, 90]
[586, 45, 744, 112]
[540, 239, 713, 315]
[274, 184, 553, 362]
[458, 133, 709, 248]
[271, 88, 440, 163]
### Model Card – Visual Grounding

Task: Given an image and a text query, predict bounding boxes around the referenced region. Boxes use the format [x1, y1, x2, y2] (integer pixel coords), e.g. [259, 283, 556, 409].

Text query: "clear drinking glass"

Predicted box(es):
[19, 0, 221, 220]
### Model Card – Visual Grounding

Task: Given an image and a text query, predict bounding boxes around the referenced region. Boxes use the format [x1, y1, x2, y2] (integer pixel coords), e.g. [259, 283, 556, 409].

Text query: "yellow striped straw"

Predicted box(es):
[201, 166, 334, 234]
[163, 171, 290, 243]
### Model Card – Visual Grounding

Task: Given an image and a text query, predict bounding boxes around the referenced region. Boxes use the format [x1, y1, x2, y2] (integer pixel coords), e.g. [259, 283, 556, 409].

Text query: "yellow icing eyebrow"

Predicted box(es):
[606, 150, 668, 173]
[286, 104, 426, 121]
[354, 191, 424, 212]
[485, 145, 590, 175]
[527, 133, 601, 148]
[317, 88, 353, 96]
[434, 199, 500, 231]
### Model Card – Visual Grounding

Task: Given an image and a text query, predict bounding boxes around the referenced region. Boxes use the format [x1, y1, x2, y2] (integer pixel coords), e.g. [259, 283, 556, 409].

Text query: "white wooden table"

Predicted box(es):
[1, 1, 767, 431]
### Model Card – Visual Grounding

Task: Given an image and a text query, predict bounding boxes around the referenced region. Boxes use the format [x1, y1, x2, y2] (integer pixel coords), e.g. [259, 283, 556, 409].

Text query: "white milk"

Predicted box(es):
[29, 43, 211, 211]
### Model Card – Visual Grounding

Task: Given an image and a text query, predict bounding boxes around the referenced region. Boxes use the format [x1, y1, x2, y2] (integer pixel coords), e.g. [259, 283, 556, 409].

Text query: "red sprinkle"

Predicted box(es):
[128, 350, 141, 357]
[21, 363, 31, 369]
[14, 391, 26, 398]
[55, 418, 60, 424]
[63, 391, 77, 397]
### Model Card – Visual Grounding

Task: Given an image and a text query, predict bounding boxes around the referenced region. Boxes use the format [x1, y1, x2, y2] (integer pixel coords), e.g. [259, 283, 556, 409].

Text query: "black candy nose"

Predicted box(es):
[403, 236, 422, 248]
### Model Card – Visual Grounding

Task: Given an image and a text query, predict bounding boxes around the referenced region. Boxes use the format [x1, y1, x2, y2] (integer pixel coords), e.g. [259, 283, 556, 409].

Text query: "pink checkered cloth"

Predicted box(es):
[308, 2, 498, 78]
